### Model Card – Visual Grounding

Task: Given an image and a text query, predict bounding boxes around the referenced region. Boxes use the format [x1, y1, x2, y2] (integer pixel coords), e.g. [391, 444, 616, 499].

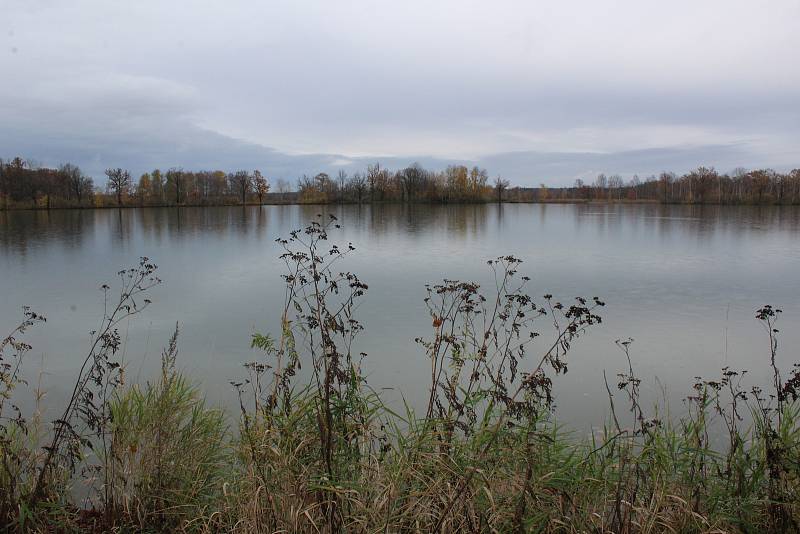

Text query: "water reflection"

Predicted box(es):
[4, 204, 798, 256]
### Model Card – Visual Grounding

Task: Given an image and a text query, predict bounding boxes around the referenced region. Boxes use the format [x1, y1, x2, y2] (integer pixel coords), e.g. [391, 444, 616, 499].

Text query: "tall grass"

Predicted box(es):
[107, 325, 228, 530]
[1, 215, 799, 532]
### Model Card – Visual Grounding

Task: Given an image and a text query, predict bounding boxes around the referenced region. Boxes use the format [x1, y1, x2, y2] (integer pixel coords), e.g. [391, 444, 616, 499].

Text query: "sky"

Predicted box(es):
[1, 0, 798, 186]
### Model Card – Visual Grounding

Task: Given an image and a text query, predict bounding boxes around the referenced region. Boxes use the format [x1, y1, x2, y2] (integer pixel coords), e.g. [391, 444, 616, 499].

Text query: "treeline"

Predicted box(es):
[516, 166, 800, 205]
[4, 156, 799, 209]
[0, 157, 282, 209]
[0, 157, 504, 209]
[0, 158, 95, 209]
[297, 162, 507, 203]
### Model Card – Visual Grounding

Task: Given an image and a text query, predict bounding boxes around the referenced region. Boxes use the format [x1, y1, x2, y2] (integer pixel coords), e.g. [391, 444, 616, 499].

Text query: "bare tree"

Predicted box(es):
[366, 163, 377, 200]
[297, 174, 314, 199]
[493, 175, 510, 202]
[350, 172, 367, 203]
[229, 170, 252, 204]
[573, 178, 586, 199]
[337, 170, 348, 202]
[629, 175, 640, 200]
[59, 163, 92, 205]
[276, 178, 290, 202]
[593, 173, 607, 200]
[659, 171, 674, 203]
[608, 174, 623, 201]
[400, 163, 425, 202]
[104, 168, 130, 206]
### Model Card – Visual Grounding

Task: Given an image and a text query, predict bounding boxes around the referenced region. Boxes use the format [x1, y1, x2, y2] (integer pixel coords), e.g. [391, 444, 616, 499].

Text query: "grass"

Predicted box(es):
[106, 326, 227, 530]
[1, 216, 799, 532]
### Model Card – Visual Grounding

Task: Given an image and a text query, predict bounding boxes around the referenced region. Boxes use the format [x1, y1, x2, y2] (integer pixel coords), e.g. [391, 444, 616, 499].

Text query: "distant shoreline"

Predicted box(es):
[3, 158, 799, 211]
[8, 197, 800, 212]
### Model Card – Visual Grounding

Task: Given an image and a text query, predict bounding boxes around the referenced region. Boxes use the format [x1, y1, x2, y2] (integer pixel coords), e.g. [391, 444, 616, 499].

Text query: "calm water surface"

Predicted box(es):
[2, 204, 799, 427]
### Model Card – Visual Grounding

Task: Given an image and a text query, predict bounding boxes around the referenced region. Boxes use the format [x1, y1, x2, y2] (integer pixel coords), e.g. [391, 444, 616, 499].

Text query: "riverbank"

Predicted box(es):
[8, 196, 800, 212]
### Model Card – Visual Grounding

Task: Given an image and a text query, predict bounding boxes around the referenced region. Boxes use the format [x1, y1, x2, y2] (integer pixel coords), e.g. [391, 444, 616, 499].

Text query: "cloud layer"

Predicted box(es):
[2, 0, 798, 185]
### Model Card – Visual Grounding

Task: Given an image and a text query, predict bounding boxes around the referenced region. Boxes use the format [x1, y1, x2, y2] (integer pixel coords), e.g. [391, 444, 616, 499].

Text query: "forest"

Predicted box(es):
[1, 156, 799, 209]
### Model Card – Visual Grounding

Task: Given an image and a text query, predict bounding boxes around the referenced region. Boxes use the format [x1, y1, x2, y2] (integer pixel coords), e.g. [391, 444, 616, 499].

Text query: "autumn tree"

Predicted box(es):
[137, 173, 152, 205]
[446, 165, 469, 201]
[253, 170, 269, 203]
[315, 172, 334, 199]
[749, 169, 773, 204]
[468, 166, 489, 199]
[150, 169, 165, 202]
[297, 174, 314, 201]
[538, 183, 548, 201]
[682, 167, 718, 203]
[165, 168, 185, 205]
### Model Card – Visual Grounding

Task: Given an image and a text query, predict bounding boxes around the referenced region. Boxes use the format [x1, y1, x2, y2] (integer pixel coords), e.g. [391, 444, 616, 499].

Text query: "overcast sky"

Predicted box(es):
[2, 0, 798, 185]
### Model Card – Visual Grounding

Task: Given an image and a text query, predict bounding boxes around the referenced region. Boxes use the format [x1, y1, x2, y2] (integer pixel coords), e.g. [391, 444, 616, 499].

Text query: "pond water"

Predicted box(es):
[2, 203, 799, 428]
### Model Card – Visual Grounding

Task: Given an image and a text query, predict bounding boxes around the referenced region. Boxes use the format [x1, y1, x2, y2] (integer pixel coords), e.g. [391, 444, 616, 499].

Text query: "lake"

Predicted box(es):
[2, 203, 799, 428]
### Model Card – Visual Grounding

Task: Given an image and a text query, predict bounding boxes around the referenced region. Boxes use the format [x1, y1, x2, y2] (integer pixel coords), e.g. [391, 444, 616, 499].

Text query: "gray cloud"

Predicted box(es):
[1, 0, 798, 186]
